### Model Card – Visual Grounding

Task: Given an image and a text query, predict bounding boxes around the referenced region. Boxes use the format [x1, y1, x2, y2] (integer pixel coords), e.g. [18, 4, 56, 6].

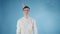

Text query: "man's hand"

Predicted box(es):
[22, 2, 26, 8]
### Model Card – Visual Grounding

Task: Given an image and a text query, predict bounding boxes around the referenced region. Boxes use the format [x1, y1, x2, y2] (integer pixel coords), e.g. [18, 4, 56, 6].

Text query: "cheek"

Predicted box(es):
[24, 11, 29, 13]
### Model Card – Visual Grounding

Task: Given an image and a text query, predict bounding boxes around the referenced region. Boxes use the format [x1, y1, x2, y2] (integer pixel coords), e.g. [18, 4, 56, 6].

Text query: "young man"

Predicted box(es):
[16, 6, 38, 34]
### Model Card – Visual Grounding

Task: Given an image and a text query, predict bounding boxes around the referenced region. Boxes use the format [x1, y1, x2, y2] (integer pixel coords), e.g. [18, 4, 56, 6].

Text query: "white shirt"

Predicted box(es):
[16, 17, 38, 34]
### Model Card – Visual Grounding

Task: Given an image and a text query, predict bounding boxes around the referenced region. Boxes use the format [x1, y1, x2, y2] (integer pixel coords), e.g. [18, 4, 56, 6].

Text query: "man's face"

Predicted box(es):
[23, 8, 29, 15]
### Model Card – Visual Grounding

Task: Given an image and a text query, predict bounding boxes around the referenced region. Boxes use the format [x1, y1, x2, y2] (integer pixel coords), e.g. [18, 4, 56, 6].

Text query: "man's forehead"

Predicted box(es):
[24, 8, 29, 10]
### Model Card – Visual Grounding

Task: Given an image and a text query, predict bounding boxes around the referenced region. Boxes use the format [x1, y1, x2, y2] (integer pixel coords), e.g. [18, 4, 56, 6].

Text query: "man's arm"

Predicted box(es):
[16, 20, 21, 34]
[33, 20, 38, 34]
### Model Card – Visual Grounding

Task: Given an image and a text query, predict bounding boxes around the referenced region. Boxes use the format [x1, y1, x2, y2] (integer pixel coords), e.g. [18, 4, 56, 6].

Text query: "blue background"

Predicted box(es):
[0, 0, 60, 34]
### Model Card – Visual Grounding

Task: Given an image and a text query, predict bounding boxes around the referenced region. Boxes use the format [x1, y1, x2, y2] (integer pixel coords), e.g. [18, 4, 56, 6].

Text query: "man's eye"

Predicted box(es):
[24, 10, 28, 11]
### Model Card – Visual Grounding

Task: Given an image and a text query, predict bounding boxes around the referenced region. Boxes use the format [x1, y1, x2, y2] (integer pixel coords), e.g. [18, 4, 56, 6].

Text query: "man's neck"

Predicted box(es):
[24, 15, 29, 19]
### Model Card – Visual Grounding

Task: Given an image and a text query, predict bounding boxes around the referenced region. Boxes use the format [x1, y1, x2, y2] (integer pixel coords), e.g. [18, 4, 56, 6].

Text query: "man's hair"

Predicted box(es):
[23, 6, 30, 10]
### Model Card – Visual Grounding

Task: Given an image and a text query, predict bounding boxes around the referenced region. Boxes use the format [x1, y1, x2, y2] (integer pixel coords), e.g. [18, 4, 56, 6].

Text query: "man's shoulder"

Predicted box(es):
[17, 17, 24, 22]
[30, 17, 36, 21]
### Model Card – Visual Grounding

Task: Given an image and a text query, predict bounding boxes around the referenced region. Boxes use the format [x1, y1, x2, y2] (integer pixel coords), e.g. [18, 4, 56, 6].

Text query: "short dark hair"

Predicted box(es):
[23, 6, 30, 10]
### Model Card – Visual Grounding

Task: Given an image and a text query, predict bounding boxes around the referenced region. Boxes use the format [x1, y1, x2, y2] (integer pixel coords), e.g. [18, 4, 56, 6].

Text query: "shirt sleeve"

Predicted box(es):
[33, 20, 38, 34]
[16, 20, 21, 34]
